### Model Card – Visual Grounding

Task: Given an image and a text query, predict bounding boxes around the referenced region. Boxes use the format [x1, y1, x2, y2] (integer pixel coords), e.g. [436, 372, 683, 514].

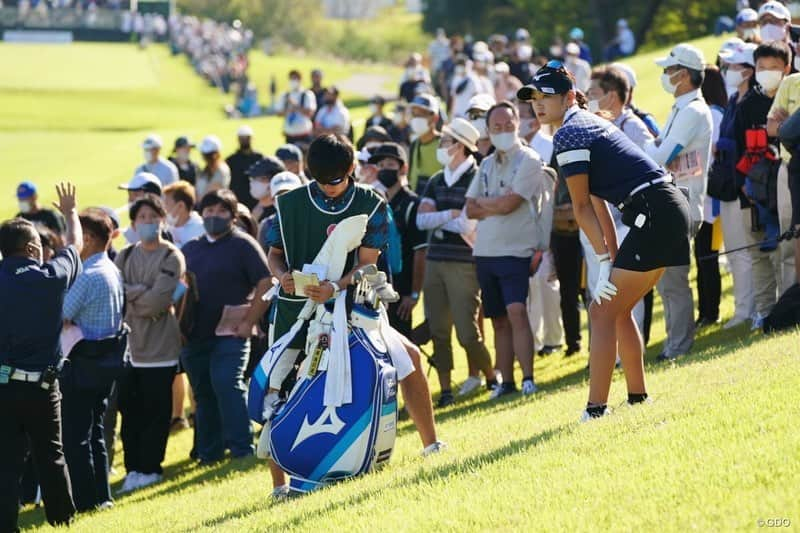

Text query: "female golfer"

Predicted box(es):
[518, 62, 691, 421]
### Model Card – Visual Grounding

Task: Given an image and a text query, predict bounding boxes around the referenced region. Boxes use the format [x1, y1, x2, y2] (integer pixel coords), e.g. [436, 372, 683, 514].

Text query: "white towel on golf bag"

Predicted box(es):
[263, 215, 368, 407]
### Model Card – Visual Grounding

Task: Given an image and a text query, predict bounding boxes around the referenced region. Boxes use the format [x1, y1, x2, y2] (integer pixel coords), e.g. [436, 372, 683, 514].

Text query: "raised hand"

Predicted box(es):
[52, 182, 78, 215]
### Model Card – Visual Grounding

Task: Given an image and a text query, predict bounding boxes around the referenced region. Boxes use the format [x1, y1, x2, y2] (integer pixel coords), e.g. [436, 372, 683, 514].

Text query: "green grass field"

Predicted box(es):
[5, 36, 800, 531]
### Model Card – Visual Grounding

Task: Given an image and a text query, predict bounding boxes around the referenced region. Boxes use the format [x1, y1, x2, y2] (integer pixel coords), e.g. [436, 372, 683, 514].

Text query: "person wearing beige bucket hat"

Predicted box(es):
[416, 118, 498, 406]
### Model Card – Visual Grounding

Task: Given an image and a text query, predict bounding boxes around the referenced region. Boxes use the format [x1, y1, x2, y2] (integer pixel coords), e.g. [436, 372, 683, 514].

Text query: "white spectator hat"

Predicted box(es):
[719, 36, 745, 57]
[237, 125, 254, 137]
[473, 41, 489, 55]
[517, 44, 533, 61]
[735, 8, 758, 25]
[199, 135, 222, 154]
[515, 28, 530, 41]
[565, 42, 581, 56]
[718, 42, 757, 66]
[442, 118, 480, 153]
[269, 171, 302, 196]
[119, 171, 162, 193]
[655, 43, 705, 71]
[142, 134, 163, 150]
[617, 18, 629, 28]
[758, 0, 791, 21]
[610, 62, 638, 89]
[467, 93, 496, 113]
[494, 61, 510, 74]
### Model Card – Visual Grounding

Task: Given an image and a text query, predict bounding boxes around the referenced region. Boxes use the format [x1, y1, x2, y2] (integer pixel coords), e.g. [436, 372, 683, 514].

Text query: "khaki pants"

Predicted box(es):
[743, 207, 781, 316]
[720, 200, 754, 322]
[777, 162, 796, 294]
[423, 260, 492, 373]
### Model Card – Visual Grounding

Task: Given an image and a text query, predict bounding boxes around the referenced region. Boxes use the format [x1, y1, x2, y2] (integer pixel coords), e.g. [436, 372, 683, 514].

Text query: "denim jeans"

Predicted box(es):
[181, 337, 253, 461]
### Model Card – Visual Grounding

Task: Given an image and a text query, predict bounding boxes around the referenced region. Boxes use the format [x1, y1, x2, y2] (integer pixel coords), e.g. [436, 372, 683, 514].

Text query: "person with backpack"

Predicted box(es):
[114, 195, 185, 493]
[417, 118, 499, 405]
[368, 143, 428, 338]
[277, 70, 317, 146]
[465, 101, 547, 399]
[522, 61, 691, 422]
[736, 41, 793, 328]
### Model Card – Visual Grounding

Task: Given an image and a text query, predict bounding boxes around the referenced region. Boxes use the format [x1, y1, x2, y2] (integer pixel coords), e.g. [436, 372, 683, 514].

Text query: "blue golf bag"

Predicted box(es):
[267, 309, 398, 493]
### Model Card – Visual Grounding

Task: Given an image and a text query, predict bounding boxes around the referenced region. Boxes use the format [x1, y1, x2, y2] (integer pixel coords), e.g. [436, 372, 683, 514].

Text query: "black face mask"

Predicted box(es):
[377, 168, 400, 188]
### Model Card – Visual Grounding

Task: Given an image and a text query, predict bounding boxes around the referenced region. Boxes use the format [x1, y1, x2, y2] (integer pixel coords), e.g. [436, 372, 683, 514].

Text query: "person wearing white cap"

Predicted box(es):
[564, 42, 591, 93]
[135, 134, 178, 187]
[492, 61, 522, 103]
[708, 41, 757, 329]
[758, 0, 792, 43]
[603, 18, 636, 62]
[449, 54, 493, 120]
[646, 43, 713, 360]
[225, 125, 264, 210]
[736, 8, 760, 42]
[256, 171, 302, 253]
[118, 171, 163, 245]
[466, 93, 496, 161]
[416, 118, 497, 404]
[196, 135, 231, 199]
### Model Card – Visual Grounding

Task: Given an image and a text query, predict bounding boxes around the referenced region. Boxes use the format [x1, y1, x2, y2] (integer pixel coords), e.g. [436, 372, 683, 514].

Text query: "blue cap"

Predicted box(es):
[275, 143, 303, 162]
[16, 181, 37, 199]
[409, 93, 440, 115]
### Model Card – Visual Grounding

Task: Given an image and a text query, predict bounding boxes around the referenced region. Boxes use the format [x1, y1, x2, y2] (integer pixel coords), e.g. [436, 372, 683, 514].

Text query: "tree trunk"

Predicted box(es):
[636, 0, 666, 51]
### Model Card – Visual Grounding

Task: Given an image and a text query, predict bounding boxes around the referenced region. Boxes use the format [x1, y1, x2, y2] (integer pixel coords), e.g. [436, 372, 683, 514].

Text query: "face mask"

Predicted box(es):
[368, 104, 378, 115]
[549, 46, 562, 58]
[405, 67, 415, 78]
[376, 168, 400, 188]
[455, 66, 466, 77]
[289, 79, 300, 91]
[18, 200, 32, 214]
[490, 132, 517, 152]
[249, 180, 270, 200]
[760, 23, 787, 42]
[724, 69, 747, 91]
[756, 69, 784, 92]
[519, 118, 537, 138]
[137, 222, 160, 243]
[410, 117, 431, 135]
[436, 146, 455, 167]
[660, 71, 679, 95]
[175, 148, 190, 162]
[203, 215, 232, 237]
[742, 27, 760, 41]
[166, 213, 178, 226]
[143, 149, 154, 162]
[392, 112, 404, 125]
[470, 118, 488, 139]
[587, 99, 601, 114]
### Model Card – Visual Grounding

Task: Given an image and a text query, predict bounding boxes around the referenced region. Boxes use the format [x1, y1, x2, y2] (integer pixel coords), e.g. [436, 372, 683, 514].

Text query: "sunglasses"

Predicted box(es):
[324, 176, 346, 186]
[467, 110, 486, 121]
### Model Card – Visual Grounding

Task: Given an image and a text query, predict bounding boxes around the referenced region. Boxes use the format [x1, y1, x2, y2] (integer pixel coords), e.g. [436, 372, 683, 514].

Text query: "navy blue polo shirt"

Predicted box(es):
[554, 106, 666, 206]
[182, 228, 270, 341]
[0, 246, 81, 372]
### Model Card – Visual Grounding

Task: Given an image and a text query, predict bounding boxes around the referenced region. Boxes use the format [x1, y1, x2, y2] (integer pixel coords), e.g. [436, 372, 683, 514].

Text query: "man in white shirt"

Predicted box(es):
[645, 43, 713, 361]
[135, 134, 179, 186]
[450, 56, 493, 119]
[313, 86, 351, 137]
[163, 181, 205, 248]
[277, 70, 317, 145]
[564, 43, 591, 93]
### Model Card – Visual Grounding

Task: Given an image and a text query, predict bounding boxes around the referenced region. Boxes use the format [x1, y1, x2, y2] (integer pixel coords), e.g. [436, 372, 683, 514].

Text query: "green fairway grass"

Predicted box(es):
[7, 35, 800, 532]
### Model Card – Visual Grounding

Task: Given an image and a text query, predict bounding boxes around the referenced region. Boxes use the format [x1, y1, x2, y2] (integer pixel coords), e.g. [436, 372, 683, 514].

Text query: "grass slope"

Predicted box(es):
[8, 34, 800, 532]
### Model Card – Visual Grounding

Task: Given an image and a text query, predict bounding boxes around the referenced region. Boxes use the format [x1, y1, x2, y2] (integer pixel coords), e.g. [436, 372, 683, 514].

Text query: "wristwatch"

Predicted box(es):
[410, 291, 420, 301]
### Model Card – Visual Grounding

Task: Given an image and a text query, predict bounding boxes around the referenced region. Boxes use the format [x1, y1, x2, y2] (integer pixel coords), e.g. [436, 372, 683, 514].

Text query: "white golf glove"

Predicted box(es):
[594, 253, 618, 305]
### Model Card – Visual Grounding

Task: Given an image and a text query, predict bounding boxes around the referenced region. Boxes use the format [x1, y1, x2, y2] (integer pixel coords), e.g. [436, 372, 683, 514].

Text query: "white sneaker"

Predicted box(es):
[117, 472, 141, 494]
[97, 500, 114, 511]
[723, 316, 748, 330]
[136, 472, 163, 490]
[579, 407, 611, 423]
[421, 441, 447, 457]
[271, 484, 290, 501]
[458, 376, 482, 396]
[521, 380, 538, 396]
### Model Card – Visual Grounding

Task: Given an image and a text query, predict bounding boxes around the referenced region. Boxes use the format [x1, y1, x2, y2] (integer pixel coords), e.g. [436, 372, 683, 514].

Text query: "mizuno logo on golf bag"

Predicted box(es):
[291, 405, 346, 451]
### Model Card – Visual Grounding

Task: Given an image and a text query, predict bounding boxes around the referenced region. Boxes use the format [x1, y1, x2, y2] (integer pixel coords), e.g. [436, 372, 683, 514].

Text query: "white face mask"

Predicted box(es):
[455, 66, 466, 77]
[760, 23, 787, 42]
[410, 117, 431, 135]
[18, 200, 32, 214]
[724, 69, 747, 91]
[166, 212, 178, 227]
[143, 149, 154, 163]
[741, 27, 760, 41]
[249, 179, 270, 200]
[175, 148, 190, 163]
[756, 69, 784, 92]
[289, 79, 300, 91]
[587, 99, 601, 114]
[490, 132, 518, 152]
[436, 146, 455, 167]
[392, 111, 404, 125]
[470, 118, 488, 139]
[660, 71, 679, 95]
[368, 104, 378, 115]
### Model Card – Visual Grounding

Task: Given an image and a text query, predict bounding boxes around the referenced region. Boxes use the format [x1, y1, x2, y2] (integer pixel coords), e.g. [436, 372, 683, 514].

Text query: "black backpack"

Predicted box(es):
[763, 283, 800, 333]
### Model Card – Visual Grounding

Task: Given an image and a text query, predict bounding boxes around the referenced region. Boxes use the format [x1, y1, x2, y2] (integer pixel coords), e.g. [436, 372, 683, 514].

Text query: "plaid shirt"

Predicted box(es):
[63, 252, 124, 340]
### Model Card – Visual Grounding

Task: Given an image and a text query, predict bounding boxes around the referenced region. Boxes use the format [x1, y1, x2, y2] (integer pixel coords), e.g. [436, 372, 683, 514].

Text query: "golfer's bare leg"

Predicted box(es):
[399, 336, 437, 447]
